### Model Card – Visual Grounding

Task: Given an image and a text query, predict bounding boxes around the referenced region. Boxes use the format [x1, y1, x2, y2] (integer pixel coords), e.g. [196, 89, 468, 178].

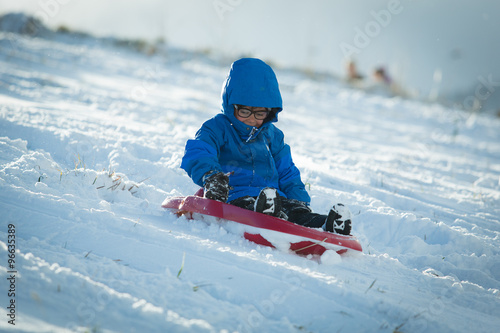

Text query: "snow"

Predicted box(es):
[1, 14, 499, 332]
[2, 1, 500, 112]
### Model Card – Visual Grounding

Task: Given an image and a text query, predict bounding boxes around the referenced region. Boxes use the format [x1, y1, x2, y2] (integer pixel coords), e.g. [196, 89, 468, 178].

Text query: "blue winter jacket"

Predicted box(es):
[180, 58, 311, 203]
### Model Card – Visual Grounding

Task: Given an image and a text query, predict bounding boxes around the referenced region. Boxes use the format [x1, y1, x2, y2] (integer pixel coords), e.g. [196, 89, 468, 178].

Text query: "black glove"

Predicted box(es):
[203, 171, 230, 202]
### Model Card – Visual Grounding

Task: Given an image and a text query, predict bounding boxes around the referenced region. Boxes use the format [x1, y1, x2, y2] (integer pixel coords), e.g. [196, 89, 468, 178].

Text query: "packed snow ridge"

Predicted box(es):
[0, 13, 499, 333]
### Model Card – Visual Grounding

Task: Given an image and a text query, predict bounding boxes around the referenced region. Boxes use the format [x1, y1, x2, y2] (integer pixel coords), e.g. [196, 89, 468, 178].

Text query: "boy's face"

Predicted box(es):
[233, 105, 268, 128]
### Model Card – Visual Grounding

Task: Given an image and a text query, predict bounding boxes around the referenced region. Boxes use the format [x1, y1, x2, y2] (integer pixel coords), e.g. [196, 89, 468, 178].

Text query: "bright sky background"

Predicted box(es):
[2, 0, 500, 105]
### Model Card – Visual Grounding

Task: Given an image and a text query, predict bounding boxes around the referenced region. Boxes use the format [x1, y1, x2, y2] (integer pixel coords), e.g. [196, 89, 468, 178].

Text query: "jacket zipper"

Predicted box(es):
[246, 127, 258, 143]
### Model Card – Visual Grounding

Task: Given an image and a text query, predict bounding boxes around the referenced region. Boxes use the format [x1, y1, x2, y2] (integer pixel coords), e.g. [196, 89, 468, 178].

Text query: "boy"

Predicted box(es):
[181, 58, 351, 235]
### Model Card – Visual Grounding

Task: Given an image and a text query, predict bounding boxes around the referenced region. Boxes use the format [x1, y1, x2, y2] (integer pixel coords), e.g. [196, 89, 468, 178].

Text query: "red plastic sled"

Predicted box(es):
[162, 189, 362, 257]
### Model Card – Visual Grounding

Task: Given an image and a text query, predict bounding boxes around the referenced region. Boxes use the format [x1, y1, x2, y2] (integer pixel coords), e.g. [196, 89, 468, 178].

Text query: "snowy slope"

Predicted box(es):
[1, 17, 499, 333]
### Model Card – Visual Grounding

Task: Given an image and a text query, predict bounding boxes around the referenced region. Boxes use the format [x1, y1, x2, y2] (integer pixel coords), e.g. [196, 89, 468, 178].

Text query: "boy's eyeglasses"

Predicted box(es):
[234, 105, 270, 120]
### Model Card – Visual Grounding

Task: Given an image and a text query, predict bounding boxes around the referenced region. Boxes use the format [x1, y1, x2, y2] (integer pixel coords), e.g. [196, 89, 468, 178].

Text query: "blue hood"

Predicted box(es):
[221, 58, 283, 129]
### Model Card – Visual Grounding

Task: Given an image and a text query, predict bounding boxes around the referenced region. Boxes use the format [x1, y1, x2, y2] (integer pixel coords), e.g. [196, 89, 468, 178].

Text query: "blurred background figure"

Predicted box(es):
[368, 65, 408, 98]
[373, 67, 391, 85]
[345, 60, 364, 86]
